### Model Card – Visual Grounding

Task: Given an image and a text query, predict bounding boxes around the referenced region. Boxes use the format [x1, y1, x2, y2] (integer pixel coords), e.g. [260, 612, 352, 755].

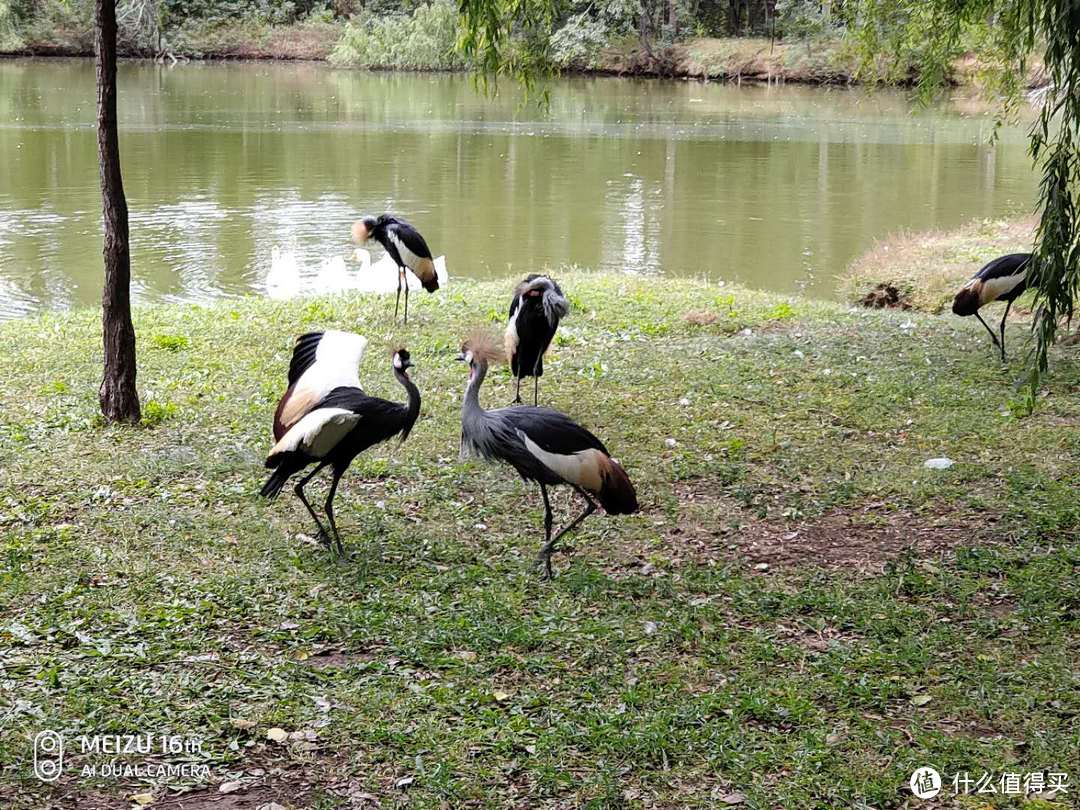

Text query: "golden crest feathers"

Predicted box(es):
[462, 328, 505, 364]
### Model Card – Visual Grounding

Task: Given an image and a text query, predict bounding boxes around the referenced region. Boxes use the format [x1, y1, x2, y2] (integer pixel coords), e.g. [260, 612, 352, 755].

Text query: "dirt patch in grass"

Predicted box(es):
[588, 479, 983, 577]
[154, 788, 294, 809]
[25, 786, 287, 810]
[302, 648, 378, 670]
[733, 512, 979, 574]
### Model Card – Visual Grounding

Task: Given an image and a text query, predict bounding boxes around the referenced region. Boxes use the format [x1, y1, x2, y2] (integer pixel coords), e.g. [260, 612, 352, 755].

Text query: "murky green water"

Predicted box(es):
[0, 58, 1036, 318]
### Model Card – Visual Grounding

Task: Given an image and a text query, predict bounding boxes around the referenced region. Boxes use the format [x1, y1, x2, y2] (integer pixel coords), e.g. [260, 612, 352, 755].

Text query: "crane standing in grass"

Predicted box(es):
[261, 347, 421, 556]
[352, 214, 440, 323]
[505, 274, 570, 405]
[952, 253, 1031, 362]
[457, 332, 638, 578]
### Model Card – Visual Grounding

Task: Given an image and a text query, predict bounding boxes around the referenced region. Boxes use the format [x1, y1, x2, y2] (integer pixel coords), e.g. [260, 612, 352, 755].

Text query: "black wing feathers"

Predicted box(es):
[502, 407, 609, 456]
[287, 332, 324, 386]
[318, 386, 408, 446]
[393, 220, 434, 260]
[377, 215, 433, 260]
[975, 253, 1031, 281]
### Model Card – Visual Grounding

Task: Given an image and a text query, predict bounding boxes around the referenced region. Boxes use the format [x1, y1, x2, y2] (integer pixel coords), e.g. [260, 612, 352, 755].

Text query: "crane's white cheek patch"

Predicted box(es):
[520, 434, 604, 491]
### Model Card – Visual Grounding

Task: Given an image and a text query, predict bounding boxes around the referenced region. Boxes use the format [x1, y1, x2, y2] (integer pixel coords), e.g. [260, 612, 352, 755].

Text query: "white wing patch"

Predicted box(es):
[270, 407, 360, 458]
[388, 231, 426, 274]
[284, 332, 367, 429]
[980, 272, 1026, 304]
[504, 296, 522, 357]
[518, 431, 603, 491]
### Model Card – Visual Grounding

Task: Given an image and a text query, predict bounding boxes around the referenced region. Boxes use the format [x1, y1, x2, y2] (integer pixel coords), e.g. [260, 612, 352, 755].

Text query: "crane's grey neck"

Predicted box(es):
[463, 360, 489, 415]
[395, 367, 421, 441]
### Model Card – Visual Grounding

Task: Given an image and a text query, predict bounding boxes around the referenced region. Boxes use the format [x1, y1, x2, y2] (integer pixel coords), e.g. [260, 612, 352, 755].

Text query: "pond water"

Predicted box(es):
[0, 58, 1036, 319]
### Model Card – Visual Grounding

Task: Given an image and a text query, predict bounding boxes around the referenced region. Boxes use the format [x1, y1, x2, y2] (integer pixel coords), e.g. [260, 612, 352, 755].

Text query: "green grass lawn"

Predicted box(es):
[0, 272, 1077, 809]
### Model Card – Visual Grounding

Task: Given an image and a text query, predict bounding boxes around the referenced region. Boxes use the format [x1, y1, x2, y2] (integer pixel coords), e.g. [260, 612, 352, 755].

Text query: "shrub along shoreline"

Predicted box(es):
[1, 271, 1077, 807]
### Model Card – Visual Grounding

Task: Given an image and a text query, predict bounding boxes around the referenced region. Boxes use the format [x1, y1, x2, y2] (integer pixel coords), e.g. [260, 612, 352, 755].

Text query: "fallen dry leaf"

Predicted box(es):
[266, 727, 288, 742]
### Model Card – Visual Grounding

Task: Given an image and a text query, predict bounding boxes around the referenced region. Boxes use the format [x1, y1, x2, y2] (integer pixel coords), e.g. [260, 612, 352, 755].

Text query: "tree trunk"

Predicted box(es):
[96, 0, 140, 423]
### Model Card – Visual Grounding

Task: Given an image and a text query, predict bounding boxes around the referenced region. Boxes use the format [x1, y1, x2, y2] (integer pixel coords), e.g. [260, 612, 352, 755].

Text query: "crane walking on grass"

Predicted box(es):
[505, 274, 570, 405]
[261, 347, 421, 556]
[457, 332, 638, 578]
[352, 214, 440, 323]
[952, 253, 1031, 362]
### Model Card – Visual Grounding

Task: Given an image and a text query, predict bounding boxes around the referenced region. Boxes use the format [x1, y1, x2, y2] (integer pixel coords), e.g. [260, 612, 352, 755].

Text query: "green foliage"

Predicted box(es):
[549, 12, 610, 69]
[774, 0, 845, 42]
[330, 0, 465, 70]
[150, 333, 190, 351]
[161, 0, 327, 26]
[139, 398, 178, 425]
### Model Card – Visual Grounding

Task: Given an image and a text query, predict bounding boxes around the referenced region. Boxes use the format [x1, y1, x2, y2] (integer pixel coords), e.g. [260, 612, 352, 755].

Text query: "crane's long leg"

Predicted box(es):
[394, 269, 402, 321]
[532, 356, 541, 406]
[536, 483, 554, 579]
[512, 375, 522, 405]
[974, 311, 1001, 356]
[294, 462, 332, 548]
[324, 467, 346, 558]
[403, 277, 410, 325]
[536, 485, 597, 579]
[998, 300, 1013, 363]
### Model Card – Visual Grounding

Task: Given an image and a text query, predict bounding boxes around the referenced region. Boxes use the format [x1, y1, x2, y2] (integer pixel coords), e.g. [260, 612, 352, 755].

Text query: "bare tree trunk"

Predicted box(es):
[96, 0, 140, 423]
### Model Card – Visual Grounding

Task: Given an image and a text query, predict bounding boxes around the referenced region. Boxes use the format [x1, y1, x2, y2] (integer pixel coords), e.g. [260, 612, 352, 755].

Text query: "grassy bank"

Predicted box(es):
[1, 272, 1078, 808]
[841, 218, 1038, 313]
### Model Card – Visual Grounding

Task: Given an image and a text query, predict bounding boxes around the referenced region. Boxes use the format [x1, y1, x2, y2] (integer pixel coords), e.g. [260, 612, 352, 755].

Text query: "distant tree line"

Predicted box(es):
[1, 0, 852, 60]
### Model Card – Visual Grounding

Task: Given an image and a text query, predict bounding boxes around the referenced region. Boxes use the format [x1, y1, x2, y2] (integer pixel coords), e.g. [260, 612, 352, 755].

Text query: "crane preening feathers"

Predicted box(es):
[952, 253, 1031, 362]
[261, 334, 421, 556]
[505, 275, 570, 405]
[352, 214, 440, 323]
[457, 331, 638, 578]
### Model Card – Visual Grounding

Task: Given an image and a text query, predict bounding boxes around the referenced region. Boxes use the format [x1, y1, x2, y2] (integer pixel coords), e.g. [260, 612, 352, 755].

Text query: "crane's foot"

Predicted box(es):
[315, 529, 334, 550]
[511, 396, 523, 406]
[534, 549, 555, 580]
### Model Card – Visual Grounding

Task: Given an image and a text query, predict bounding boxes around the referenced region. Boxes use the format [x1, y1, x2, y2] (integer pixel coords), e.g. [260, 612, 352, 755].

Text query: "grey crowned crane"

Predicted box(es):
[457, 332, 638, 578]
[505, 274, 570, 405]
[952, 253, 1031, 362]
[352, 214, 440, 323]
[273, 330, 368, 441]
[260, 348, 421, 556]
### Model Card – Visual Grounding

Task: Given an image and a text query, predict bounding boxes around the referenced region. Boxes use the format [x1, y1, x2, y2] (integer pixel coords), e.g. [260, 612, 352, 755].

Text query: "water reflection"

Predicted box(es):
[0, 59, 1036, 318]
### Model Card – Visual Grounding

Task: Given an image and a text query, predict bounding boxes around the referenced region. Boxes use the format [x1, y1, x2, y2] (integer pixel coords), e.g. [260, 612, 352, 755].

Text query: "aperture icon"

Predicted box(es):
[33, 730, 64, 782]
